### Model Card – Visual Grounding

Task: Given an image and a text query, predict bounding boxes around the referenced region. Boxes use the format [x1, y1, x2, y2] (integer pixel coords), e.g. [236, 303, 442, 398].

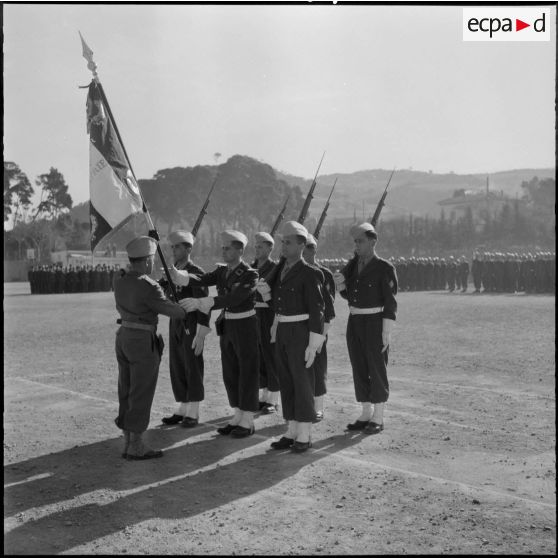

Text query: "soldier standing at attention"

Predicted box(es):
[259, 221, 325, 452]
[160, 230, 210, 427]
[458, 256, 470, 292]
[302, 233, 335, 422]
[334, 223, 397, 435]
[114, 235, 192, 460]
[252, 232, 280, 414]
[446, 256, 457, 292]
[471, 252, 482, 293]
[176, 231, 260, 438]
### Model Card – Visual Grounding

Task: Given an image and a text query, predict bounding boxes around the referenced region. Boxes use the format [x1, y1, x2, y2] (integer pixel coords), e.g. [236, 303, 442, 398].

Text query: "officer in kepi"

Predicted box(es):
[334, 223, 397, 435]
[114, 235, 192, 460]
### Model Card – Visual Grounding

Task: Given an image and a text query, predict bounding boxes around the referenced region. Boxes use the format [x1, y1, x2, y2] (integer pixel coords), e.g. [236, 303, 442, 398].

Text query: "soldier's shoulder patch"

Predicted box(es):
[140, 275, 158, 286]
[388, 279, 395, 289]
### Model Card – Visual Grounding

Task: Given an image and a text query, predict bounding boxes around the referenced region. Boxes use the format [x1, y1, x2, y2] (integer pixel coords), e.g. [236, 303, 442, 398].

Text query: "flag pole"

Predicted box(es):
[80, 32, 180, 303]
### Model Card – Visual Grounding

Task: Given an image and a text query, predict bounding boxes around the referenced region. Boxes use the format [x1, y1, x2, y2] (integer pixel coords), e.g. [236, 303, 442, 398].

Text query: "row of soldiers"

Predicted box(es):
[321, 251, 555, 294]
[28, 263, 120, 294]
[113, 221, 396, 459]
[470, 251, 555, 294]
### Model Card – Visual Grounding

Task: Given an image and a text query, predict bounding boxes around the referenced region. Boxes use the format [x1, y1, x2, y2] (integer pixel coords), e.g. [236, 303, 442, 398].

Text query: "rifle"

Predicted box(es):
[191, 175, 218, 236]
[313, 178, 336, 239]
[370, 167, 396, 227]
[297, 151, 326, 225]
[270, 194, 290, 236]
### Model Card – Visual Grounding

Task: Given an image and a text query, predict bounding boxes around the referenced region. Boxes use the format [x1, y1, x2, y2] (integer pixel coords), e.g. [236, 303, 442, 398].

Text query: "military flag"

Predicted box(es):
[86, 80, 143, 251]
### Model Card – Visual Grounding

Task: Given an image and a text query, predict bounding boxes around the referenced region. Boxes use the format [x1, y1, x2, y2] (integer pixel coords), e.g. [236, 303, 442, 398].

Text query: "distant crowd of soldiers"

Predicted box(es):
[29, 250, 554, 296]
[320, 250, 555, 294]
[28, 263, 122, 294]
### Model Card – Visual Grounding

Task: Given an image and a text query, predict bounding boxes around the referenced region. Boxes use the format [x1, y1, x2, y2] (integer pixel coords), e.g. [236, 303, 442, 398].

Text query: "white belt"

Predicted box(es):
[224, 309, 256, 320]
[255, 302, 269, 309]
[276, 313, 309, 323]
[349, 306, 383, 315]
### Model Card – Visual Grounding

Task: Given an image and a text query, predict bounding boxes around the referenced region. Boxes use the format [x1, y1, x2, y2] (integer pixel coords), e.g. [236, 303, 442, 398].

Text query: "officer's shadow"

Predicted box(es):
[4, 421, 365, 554]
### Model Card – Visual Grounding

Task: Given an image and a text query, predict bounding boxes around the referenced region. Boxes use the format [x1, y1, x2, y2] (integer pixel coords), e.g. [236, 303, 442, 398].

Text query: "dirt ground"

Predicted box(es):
[3, 281, 556, 555]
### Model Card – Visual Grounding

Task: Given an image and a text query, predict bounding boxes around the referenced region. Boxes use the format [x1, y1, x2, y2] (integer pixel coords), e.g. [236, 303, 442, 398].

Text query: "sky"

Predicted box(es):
[3, 3, 556, 207]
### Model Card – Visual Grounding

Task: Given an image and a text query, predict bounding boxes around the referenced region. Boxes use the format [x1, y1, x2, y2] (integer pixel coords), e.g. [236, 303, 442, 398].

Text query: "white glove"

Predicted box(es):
[168, 265, 190, 286]
[270, 314, 278, 343]
[191, 324, 211, 356]
[180, 297, 214, 313]
[305, 332, 326, 368]
[382, 318, 395, 353]
[256, 279, 271, 302]
[333, 271, 345, 291]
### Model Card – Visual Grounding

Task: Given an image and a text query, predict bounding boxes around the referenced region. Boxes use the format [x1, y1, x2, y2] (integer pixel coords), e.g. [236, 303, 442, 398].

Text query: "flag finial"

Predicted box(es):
[79, 31, 98, 79]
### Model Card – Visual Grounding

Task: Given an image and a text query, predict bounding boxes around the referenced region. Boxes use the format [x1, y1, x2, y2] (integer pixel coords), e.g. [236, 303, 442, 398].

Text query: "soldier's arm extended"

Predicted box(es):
[144, 280, 188, 320]
[212, 268, 258, 310]
[189, 264, 210, 327]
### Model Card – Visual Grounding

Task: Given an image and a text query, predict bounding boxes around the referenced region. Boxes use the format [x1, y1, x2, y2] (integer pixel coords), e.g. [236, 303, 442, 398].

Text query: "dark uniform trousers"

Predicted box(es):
[313, 263, 335, 399]
[168, 318, 204, 402]
[115, 328, 162, 433]
[347, 314, 389, 403]
[340, 255, 396, 405]
[252, 258, 279, 393]
[256, 306, 280, 392]
[188, 261, 260, 413]
[160, 261, 209, 405]
[275, 321, 316, 423]
[219, 315, 260, 412]
[313, 344, 328, 397]
[268, 259, 325, 423]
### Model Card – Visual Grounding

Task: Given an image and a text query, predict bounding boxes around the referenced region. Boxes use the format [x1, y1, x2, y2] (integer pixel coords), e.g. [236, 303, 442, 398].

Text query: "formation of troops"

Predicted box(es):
[28, 263, 120, 294]
[113, 221, 397, 459]
[321, 250, 555, 294]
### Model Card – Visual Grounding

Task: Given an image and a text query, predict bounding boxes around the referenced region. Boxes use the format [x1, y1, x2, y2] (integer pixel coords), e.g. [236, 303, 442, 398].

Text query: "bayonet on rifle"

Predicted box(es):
[270, 194, 290, 237]
[313, 178, 337, 239]
[297, 151, 326, 225]
[370, 167, 395, 227]
[191, 175, 218, 236]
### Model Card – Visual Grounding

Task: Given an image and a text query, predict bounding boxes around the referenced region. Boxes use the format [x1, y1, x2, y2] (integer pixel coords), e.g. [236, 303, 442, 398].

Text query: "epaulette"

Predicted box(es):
[140, 275, 159, 286]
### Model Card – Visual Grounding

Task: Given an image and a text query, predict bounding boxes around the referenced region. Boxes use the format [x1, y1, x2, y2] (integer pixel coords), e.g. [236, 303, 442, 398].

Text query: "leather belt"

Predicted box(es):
[224, 309, 256, 320]
[276, 313, 309, 323]
[255, 302, 270, 308]
[349, 306, 383, 315]
[120, 320, 157, 332]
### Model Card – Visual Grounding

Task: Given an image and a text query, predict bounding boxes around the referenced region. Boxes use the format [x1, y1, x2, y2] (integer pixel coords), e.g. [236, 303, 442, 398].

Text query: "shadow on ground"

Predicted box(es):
[4, 420, 365, 554]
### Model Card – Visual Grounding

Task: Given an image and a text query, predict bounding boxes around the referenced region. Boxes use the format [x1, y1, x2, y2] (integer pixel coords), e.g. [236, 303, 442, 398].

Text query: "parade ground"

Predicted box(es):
[3, 282, 556, 555]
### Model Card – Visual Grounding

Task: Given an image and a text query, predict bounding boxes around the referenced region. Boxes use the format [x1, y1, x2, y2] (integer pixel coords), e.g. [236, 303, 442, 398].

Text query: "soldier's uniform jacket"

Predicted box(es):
[159, 261, 210, 330]
[339, 256, 398, 321]
[189, 261, 258, 314]
[115, 270, 186, 325]
[314, 262, 336, 323]
[269, 259, 325, 334]
[252, 258, 277, 304]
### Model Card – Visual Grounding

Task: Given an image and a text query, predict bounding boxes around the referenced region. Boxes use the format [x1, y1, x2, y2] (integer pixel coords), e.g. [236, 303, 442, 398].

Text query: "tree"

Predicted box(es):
[33, 167, 73, 221]
[4, 161, 34, 227]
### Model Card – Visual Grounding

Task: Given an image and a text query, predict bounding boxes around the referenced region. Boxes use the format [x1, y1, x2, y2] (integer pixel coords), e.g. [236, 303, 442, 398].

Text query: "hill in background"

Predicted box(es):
[70, 158, 554, 226]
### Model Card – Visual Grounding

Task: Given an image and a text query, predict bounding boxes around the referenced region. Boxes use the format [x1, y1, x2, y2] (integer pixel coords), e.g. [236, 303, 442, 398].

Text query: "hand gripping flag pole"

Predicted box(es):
[80, 32, 180, 302]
